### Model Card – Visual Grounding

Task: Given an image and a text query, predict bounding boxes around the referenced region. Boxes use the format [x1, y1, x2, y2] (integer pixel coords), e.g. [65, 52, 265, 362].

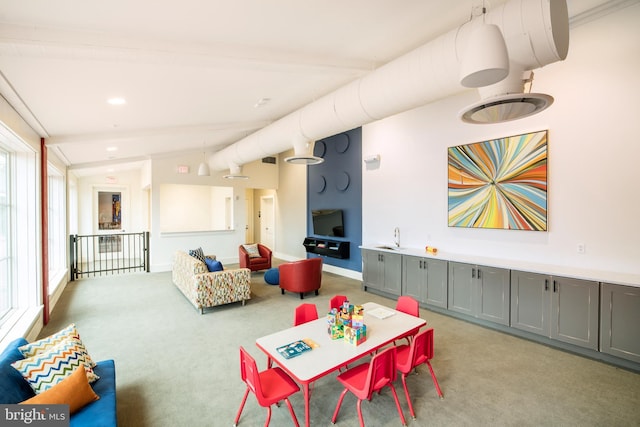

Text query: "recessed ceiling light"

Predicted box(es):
[106, 146, 118, 152]
[107, 97, 126, 105]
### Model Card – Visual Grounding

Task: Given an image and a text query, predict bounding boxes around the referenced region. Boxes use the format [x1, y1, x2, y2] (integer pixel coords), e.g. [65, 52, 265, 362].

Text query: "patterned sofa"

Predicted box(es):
[172, 250, 251, 314]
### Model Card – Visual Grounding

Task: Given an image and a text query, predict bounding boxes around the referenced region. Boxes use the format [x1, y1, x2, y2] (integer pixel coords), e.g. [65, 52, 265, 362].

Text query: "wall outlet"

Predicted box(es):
[577, 243, 585, 254]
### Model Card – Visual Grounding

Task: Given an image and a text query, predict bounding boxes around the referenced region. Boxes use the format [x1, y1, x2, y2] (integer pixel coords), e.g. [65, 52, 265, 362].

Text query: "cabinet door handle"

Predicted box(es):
[420, 260, 423, 269]
[472, 268, 476, 279]
[553, 280, 558, 293]
[544, 279, 549, 291]
[477, 269, 481, 279]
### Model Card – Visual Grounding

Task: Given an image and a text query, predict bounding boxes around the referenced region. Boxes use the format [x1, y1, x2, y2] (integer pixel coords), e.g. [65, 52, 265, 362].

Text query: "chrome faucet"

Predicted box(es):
[394, 227, 400, 247]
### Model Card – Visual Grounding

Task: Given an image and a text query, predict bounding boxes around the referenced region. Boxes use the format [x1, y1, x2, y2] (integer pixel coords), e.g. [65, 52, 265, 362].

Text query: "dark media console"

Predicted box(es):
[303, 237, 350, 259]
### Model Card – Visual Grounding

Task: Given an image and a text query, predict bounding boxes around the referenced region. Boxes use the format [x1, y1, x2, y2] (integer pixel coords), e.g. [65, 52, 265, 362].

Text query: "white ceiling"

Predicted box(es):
[0, 0, 621, 175]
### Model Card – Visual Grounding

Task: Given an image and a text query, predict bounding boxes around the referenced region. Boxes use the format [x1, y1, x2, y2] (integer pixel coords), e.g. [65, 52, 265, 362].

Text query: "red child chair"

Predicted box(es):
[234, 346, 300, 427]
[331, 346, 406, 427]
[294, 303, 318, 326]
[395, 328, 444, 419]
[329, 295, 348, 311]
[394, 295, 421, 345]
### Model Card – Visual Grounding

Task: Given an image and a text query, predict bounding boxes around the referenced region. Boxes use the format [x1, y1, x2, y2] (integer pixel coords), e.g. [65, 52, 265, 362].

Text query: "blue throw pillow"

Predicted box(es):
[205, 257, 223, 272]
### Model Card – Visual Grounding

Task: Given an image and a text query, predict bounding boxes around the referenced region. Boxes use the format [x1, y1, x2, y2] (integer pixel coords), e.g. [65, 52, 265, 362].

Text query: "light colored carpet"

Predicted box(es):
[41, 265, 640, 427]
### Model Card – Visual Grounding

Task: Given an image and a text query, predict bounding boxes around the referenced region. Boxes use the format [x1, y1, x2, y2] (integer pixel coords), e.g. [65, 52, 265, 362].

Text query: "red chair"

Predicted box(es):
[396, 328, 443, 419]
[331, 346, 406, 427]
[234, 346, 301, 427]
[396, 295, 419, 317]
[279, 257, 322, 299]
[294, 303, 318, 326]
[329, 295, 348, 311]
[239, 244, 272, 272]
[395, 295, 421, 345]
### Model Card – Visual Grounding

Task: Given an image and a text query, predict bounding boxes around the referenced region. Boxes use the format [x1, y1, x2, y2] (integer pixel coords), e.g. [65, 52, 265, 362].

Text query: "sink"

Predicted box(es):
[375, 245, 403, 251]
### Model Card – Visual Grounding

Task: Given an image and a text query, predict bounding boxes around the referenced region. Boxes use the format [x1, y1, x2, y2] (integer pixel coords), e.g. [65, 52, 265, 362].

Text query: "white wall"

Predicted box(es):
[77, 169, 146, 236]
[362, 5, 640, 276]
[149, 152, 279, 270]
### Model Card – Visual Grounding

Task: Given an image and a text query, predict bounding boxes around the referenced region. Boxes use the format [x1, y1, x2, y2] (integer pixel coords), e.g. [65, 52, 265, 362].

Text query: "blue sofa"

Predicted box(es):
[0, 337, 117, 426]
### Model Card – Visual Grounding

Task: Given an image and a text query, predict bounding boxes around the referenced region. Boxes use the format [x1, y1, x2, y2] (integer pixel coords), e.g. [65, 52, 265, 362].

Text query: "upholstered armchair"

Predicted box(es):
[239, 243, 272, 272]
[279, 257, 322, 299]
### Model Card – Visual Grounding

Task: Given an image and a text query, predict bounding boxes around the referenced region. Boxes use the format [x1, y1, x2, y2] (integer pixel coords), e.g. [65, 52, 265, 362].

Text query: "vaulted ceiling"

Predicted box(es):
[0, 0, 620, 175]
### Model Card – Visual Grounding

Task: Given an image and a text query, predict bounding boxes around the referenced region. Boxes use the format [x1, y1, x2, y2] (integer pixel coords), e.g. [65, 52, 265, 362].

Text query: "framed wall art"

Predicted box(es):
[448, 130, 548, 231]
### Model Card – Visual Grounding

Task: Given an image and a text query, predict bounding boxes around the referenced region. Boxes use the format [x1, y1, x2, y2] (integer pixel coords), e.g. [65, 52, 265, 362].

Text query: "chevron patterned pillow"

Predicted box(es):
[11, 337, 99, 394]
[18, 323, 97, 368]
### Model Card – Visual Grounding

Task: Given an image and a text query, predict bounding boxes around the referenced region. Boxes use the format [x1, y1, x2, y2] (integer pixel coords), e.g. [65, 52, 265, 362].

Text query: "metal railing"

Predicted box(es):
[70, 232, 149, 280]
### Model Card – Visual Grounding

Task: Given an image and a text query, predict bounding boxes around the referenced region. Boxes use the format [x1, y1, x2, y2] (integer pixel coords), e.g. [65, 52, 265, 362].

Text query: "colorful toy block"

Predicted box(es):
[344, 325, 367, 346]
[351, 314, 364, 328]
[327, 309, 338, 326]
[329, 324, 344, 340]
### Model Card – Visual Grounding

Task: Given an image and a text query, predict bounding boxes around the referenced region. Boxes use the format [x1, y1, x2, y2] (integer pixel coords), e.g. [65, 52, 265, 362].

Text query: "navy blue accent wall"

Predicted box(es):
[307, 128, 362, 272]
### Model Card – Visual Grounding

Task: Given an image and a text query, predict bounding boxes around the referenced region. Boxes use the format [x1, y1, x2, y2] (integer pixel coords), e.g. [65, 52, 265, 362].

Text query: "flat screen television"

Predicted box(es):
[312, 209, 345, 237]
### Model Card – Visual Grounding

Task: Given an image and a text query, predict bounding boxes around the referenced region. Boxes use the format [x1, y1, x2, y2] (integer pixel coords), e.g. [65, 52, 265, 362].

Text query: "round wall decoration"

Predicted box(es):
[334, 134, 350, 154]
[335, 171, 350, 191]
[313, 175, 327, 193]
[314, 140, 327, 158]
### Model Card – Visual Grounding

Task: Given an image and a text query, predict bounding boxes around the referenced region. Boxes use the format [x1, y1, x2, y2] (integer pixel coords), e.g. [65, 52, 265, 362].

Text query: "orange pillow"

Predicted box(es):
[20, 366, 99, 414]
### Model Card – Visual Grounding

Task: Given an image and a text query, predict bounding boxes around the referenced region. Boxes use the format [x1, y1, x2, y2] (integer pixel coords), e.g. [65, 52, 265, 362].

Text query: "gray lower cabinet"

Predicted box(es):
[510, 270, 599, 350]
[448, 262, 510, 326]
[362, 249, 402, 296]
[402, 256, 447, 308]
[600, 282, 640, 363]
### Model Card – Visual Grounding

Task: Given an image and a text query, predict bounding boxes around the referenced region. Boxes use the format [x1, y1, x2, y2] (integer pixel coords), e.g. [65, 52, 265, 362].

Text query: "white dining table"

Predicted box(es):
[255, 301, 426, 427]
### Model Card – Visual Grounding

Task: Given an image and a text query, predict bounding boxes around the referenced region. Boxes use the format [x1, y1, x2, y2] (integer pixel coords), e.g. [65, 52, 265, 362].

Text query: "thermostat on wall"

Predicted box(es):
[363, 154, 380, 163]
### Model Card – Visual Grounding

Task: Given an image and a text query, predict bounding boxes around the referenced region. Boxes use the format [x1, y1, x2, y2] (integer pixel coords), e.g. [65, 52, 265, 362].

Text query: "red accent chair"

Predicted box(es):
[239, 244, 272, 272]
[331, 346, 406, 427]
[394, 295, 421, 345]
[279, 258, 322, 299]
[329, 295, 348, 311]
[396, 328, 443, 419]
[294, 303, 319, 326]
[234, 346, 301, 427]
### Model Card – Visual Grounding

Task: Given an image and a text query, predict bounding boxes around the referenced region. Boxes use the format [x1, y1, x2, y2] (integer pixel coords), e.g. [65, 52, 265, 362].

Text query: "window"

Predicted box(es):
[0, 150, 9, 321]
[0, 124, 39, 341]
[48, 164, 67, 291]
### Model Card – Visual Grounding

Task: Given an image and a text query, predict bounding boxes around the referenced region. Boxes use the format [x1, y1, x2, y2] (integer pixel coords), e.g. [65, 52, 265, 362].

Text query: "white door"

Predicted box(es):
[245, 189, 254, 243]
[260, 196, 275, 249]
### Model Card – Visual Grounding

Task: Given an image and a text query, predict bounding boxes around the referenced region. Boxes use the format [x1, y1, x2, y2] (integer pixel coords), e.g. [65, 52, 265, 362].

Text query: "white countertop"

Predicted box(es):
[360, 245, 640, 288]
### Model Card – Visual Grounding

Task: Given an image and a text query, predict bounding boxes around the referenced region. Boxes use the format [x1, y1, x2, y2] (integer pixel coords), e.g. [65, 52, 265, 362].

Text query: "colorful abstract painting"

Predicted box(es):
[448, 130, 548, 231]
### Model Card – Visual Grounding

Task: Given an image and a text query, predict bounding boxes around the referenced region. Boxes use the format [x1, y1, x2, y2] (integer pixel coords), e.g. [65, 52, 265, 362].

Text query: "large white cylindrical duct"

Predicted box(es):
[460, 0, 569, 123]
[211, 0, 569, 171]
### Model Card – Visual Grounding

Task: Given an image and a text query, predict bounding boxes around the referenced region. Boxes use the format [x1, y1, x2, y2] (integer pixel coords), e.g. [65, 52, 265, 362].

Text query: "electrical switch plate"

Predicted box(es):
[577, 243, 585, 254]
